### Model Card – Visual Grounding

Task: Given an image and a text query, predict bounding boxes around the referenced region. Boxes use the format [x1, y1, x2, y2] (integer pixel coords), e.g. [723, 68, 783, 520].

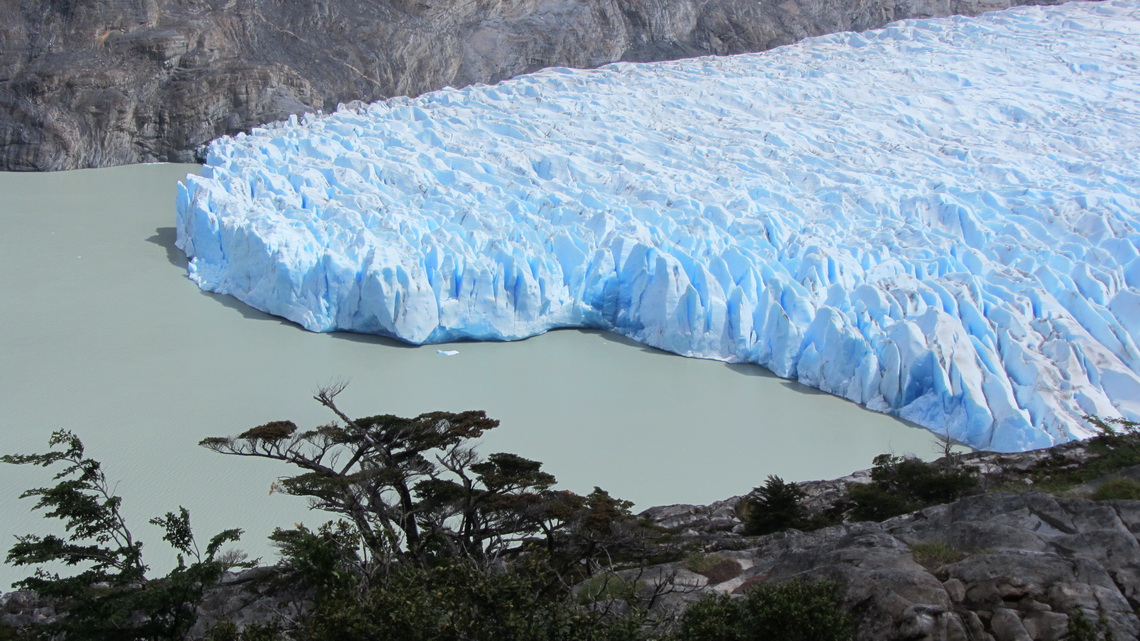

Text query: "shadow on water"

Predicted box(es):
[726, 361, 859, 399]
[589, 328, 678, 356]
[147, 227, 186, 269]
[147, 225, 300, 328]
[724, 357, 935, 440]
[327, 330, 420, 350]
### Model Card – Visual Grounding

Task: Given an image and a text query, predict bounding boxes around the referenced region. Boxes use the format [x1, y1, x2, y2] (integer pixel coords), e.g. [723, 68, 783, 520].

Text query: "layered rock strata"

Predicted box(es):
[1, 0, 1060, 170]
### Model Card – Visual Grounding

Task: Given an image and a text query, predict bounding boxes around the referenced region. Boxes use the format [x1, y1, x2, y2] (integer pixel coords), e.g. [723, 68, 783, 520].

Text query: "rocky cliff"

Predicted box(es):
[1, 0, 1062, 171]
[641, 489, 1140, 640]
[637, 445, 1140, 641]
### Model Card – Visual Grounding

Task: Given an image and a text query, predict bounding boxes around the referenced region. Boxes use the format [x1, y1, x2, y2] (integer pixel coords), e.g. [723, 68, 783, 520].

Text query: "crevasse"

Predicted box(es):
[176, 0, 1140, 452]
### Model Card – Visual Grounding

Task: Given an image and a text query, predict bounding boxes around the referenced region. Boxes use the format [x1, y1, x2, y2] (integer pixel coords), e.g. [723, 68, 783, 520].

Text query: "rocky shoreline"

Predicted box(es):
[636, 443, 1140, 641]
[1, 0, 1064, 171]
[4, 441, 1139, 640]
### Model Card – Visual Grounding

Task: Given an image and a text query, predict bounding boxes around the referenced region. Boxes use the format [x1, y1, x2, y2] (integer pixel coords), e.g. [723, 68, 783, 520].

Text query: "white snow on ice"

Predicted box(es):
[176, 0, 1140, 452]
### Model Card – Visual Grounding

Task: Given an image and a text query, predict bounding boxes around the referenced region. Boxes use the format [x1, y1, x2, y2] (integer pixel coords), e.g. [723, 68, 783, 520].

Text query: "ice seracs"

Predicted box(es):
[176, 0, 1140, 452]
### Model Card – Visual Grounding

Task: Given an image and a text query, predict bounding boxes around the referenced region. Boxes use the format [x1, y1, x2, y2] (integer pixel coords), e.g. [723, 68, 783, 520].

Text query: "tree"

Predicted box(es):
[744, 475, 807, 536]
[2, 430, 247, 640]
[848, 454, 977, 521]
[200, 384, 644, 576]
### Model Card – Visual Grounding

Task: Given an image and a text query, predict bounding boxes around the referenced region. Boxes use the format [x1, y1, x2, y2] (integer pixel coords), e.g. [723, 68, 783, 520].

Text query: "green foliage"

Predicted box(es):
[1086, 416, 1140, 450]
[1091, 478, 1140, 501]
[909, 541, 965, 570]
[1067, 610, 1116, 641]
[576, 572, 636, 605]
[2, 431, 247, 641]
[743, 475, 807, 536]
[1009, 417, 1140, 494]
[202, 386, 650, 582]
[268, 521, 363, 604]
[1085, 417, 1140, 480]
[678, 593, 742, 641]
[684, 553, 743, 584]
[292, 558, 650, 641]
[203, 621, 285, 641]
[199, 388, 661, 639]
[679, 578, 854, 641]
[849, 454, 978, 521]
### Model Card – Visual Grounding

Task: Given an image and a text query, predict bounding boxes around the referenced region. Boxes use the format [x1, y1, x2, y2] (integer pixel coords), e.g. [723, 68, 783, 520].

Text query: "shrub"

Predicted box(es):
[204, 621, 286, 641]
[1081, 417, 1140, 481]
[294, 559, 651, 641]
[576, 572, 636, 605]
[1067, 610, 1116, 641]
[678, 594, 743, 641]
[744, 475, 807, 536]
[849, 454, 977, 521]
[685, 553, 743, 584]
[679, 578, 854, 641]
[1013, 417, 1140, 494]
[909, 541, 965, 570]
[1091, 478, 1140, 501]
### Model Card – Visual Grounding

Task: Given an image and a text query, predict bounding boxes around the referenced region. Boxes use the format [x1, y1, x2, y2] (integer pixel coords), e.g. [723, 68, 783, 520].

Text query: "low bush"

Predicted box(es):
[293, 559, 651, 641]
[576, 572, 637, 605]
[1091, 477, 1140, 501]
[204, 621, 285, 641]
[679, 578, 853, 641]
[849, 454, 978, 521]
[1019, 417, 1140, 493]
[684, 553, 743, 584]
[1067, 610, 1116, 641]
[909, 541, 965, 570]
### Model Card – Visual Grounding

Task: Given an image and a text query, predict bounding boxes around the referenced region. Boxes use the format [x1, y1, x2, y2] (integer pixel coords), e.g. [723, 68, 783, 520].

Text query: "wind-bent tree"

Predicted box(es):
[2, 430, 246, 641]
[200, 384, 643, 573]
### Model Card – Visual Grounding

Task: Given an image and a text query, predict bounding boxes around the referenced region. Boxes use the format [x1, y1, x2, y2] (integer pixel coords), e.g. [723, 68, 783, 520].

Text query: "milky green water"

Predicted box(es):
[0, 163, 945, 587]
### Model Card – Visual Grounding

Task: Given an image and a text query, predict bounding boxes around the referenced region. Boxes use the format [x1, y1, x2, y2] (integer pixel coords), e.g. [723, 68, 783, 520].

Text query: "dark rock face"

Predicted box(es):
[641, 491, 1140, 641]
[2, 0, 1062, 171]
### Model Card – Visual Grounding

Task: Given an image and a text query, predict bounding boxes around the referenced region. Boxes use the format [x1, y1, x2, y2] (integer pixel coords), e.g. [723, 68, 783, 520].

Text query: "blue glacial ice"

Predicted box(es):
[176, 0, 1140, 452]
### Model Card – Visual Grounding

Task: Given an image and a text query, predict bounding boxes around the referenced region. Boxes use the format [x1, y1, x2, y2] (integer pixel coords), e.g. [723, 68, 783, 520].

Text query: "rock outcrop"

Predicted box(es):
[639, 490, 1140, 641]
[636, 445, 1140, 641]
[1, 0, 1062, 171]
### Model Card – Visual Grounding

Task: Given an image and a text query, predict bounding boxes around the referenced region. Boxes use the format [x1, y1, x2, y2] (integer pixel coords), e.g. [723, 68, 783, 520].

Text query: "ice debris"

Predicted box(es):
[176, 0, 1140, 452]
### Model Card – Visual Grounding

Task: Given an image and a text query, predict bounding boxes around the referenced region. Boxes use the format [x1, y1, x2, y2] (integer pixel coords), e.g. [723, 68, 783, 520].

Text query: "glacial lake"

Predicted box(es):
[0, 163, 945, 586]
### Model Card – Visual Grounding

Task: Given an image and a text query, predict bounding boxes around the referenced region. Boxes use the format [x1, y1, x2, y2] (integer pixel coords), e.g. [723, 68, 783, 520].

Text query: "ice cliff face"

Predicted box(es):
[176, 0, 1140, 452]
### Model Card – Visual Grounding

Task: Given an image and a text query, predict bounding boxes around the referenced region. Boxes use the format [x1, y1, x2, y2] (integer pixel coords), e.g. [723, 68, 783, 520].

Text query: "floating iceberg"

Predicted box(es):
[176, 0, 1140, 452]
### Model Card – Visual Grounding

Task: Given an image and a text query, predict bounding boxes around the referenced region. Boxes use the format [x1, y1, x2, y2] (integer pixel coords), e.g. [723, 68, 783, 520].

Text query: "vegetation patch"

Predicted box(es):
[680, 578, 854, 641]
[684, 553, 743, 584]
[1067, 610, 1116, 641]
[741, 475, 837, 536]
[1091, 477, 1140, 501]
[576, 572, 637, 605]
[848, 454, 978, 521]
[910, 541, 966, 570]
[1012, 417, 1140, 494]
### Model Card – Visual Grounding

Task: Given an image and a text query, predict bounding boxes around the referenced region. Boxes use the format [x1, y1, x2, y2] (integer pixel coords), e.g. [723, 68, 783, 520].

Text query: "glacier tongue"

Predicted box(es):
[176, 0, 1140, 452]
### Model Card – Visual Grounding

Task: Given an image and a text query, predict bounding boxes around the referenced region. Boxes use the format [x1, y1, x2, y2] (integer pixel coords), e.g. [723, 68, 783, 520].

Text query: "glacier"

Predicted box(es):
[176, 0, 1140, 452]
